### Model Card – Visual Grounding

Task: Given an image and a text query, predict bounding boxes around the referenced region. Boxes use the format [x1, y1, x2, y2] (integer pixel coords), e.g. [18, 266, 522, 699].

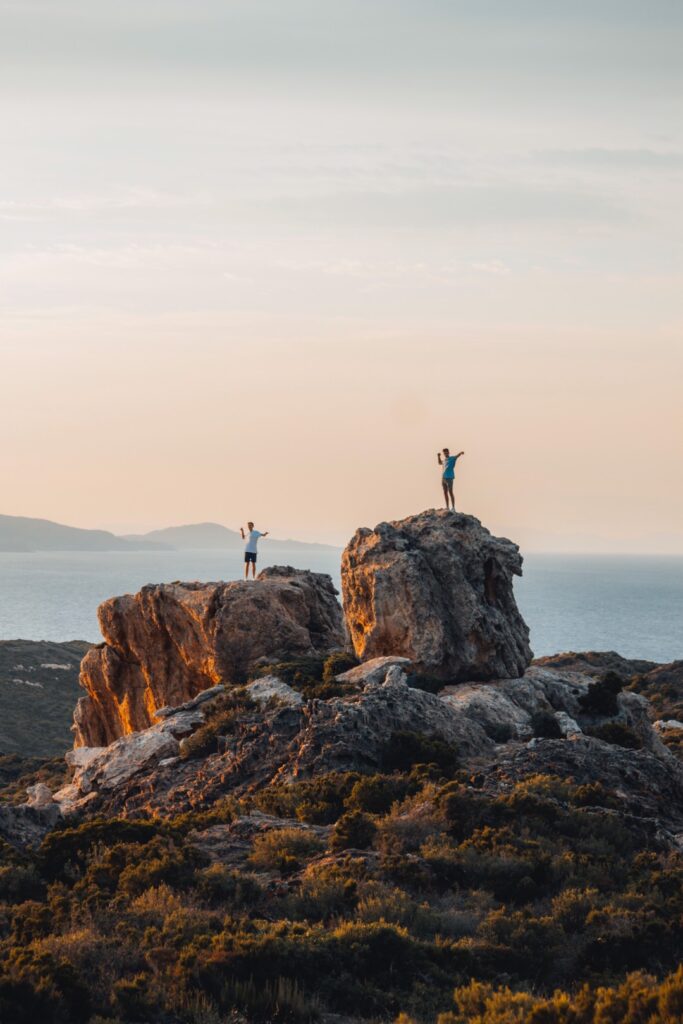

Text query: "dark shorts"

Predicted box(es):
[244, 552, 257, 564]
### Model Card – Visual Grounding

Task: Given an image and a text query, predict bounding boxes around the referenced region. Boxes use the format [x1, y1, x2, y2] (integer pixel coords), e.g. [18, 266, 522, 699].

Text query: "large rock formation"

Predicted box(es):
[341, 510, 532, 681]
[73, 566, 345, 748]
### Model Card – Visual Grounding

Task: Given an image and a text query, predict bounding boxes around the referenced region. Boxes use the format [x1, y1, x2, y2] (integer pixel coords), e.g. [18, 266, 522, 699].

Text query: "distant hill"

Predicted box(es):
[124, 522, 243, 549]
[0, 515, 171, 552]
[124, 522, 339, 552]
[0, 515, 339, 554]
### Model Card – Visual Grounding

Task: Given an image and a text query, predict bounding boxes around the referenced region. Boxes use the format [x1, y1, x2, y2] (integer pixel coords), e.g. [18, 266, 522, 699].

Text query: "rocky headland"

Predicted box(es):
[2, 508, 679, 842]
[1, 509, 682, 1023]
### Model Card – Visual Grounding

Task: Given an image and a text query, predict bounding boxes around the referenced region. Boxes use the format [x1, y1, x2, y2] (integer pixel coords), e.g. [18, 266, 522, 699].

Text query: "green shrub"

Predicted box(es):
[381, 731, 458, 774]
[530, 711, 563, 739]
[260, 656, 362, 700]
[588, 722, 643, 749]
[345, 774, 413, 815]
[579, 671, 624, 715]
[287, 861, 361, 921]
[483, 721, 515, 743]
[330, 812, 377, 851]
[0, 863, 44, 903]
[196, 863, 263, 909]
[406, 674, 444, 695]
[253, 772, 361, 824]
[180, 690, 254, 760]
[570, 781, 620, 808]
[39, 818, 160, 880]
[250, 828, 326, 874]
[221, 975, 322, 1022]
[322, 651, 359, 682]
[112, 973, 154, 1019]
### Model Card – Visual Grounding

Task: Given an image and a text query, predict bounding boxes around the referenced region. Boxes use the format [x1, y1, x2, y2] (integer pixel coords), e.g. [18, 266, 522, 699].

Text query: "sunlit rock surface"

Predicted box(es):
[73, 567, 344, 747]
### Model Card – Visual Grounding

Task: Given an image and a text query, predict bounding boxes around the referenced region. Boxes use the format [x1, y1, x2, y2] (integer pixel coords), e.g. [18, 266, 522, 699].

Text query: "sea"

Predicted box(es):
[0, 549, 681, 664]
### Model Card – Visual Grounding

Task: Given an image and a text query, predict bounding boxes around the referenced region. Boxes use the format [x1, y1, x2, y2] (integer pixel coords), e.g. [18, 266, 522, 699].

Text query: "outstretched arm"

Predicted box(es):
[262, 531, 269, 537]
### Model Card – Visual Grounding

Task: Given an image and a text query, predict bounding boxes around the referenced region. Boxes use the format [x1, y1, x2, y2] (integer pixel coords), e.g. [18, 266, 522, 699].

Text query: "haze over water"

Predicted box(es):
[0, 549, 681, 664]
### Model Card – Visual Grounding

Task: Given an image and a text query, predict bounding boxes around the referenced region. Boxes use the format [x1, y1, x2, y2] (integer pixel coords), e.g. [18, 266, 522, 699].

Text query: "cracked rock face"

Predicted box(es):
[341, 509, 532, 681]
[73, 567, 345, 748]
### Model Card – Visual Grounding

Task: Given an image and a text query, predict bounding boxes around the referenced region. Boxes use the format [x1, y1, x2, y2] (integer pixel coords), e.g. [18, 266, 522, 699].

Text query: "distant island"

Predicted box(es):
[0, 514, 339, 553]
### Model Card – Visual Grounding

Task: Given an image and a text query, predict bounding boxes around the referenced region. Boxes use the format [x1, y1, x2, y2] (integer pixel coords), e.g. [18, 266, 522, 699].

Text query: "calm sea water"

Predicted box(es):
[0, 549, 681, 663]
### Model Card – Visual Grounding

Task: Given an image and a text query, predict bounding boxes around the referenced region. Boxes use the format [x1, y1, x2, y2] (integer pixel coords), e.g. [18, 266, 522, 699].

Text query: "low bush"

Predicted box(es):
[253, 772, 360, 824]
[38, 818, 161, 881]
[381, 731, 458, 774]
[180, 690, 254, 760]
[322, 651, 358, 681]
[345, 774, 414, 815]
[530, 710, 563, 739]
[0, 864, 44, 903]
[249, 828, 326, 874]
[588, 722, 643, 749]
[579, 671, 624, 715]
[195, 863, 263, 909]
[261, 656, 360, 700]
[330, 811, 376, 851]
[406, 674, 444, 695]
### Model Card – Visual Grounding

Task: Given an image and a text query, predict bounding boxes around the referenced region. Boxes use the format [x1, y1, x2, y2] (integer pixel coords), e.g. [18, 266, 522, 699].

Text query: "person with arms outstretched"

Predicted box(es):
[240, 521, 269, 579]
[437, 448, 464, 510]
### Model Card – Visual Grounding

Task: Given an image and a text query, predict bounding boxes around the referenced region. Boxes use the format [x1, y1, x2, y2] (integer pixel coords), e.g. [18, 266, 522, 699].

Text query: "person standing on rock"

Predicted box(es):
[240, 522, 269, 579]
[437, 448, 464, 510]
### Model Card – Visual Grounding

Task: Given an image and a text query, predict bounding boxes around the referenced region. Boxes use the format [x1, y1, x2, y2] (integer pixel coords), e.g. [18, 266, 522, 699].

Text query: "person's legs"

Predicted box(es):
[251, 558, 257, 579]
[447, 480, 455, 510]
[244, 555, 249, 580]
[441, 479, 449, 508]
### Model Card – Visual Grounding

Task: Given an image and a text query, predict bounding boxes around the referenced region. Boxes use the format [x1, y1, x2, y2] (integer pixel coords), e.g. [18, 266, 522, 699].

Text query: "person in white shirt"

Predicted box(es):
[240, 521, 269, 579]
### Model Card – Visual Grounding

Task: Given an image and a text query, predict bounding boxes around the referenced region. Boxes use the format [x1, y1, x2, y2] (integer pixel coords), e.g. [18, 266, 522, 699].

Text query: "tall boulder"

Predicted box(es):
[341, 509, 532, 681]
[73, 566, 344, 747]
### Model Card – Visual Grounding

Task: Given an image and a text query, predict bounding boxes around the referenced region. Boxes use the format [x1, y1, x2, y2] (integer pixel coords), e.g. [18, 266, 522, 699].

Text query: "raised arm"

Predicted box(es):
[437, 452, 443, 466]
[240, 527, 245, 539]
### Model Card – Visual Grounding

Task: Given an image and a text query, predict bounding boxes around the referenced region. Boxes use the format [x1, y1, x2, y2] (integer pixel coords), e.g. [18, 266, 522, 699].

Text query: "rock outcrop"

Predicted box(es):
[74, 567, 344, 747]
[341, 510, 532, 681]
[58, 659, 682, 838]
[56, 685, 226, 815]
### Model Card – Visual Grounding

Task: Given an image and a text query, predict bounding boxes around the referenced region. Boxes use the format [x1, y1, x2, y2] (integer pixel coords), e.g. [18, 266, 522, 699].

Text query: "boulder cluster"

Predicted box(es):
[75, 510, 533, 746]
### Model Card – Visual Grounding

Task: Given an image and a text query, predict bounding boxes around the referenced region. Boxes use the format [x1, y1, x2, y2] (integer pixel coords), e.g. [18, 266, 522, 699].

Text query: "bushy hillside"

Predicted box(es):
[0, 658, 682, 1024]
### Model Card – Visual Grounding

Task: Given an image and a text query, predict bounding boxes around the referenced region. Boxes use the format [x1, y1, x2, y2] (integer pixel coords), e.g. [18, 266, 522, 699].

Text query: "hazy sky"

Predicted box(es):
[2, 1, 682, 550]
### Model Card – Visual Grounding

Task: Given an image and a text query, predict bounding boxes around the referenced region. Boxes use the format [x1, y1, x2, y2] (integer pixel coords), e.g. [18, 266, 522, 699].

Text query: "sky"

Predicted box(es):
[1, 1, 682, 551]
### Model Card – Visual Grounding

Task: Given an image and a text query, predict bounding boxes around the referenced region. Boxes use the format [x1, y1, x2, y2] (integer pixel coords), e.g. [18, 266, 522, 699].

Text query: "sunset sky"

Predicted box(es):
[2, 1, 682, 551]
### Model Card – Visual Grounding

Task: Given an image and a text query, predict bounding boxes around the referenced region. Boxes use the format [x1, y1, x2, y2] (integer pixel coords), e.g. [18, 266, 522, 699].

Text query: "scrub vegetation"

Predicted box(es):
[0, 751, 682, 1023]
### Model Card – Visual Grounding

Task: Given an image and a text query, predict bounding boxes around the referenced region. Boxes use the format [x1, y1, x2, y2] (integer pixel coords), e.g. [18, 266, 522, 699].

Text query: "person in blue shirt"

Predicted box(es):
[437, 447, 465, 510]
